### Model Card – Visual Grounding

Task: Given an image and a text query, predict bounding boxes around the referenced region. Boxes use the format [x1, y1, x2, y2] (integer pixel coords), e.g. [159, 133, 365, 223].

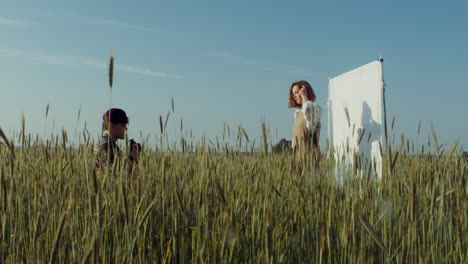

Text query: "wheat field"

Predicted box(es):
[0, 119, 466, 263]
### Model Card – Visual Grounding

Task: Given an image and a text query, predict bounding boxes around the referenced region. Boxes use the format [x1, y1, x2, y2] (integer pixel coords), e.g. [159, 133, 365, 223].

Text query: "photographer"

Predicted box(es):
[94, 108, 141, 171]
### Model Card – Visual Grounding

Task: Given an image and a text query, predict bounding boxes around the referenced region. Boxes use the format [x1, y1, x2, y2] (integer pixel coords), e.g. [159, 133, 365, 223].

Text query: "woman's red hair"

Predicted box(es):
[288, 80, 316, 108]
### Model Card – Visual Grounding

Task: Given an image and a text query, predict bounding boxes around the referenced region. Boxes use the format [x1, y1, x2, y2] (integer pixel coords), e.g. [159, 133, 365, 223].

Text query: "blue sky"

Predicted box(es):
[1, 1, 467, 151]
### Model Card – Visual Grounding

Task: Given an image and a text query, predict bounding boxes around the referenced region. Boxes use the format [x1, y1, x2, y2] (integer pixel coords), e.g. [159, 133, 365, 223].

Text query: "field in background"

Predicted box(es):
[0, 123, 466, 263]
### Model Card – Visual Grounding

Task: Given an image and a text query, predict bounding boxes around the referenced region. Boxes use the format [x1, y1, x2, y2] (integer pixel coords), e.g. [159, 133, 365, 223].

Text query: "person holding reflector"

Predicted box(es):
[288, 80, 321, 165]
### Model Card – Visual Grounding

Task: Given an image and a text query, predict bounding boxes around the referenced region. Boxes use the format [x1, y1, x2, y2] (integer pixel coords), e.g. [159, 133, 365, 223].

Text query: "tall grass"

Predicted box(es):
[0, 119, 466, 263]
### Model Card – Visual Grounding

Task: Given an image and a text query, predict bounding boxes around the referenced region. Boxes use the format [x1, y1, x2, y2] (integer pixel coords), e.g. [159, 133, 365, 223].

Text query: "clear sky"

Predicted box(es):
[1, 1, 467, 151]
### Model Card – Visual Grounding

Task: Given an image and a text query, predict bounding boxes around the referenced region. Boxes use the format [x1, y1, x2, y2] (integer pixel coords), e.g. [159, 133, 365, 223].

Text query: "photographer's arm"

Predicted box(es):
[126, 141, 141, 177]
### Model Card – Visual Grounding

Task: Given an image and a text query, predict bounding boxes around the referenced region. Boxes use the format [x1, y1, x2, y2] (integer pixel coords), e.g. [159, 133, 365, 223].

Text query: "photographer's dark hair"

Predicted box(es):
[102, 108, 129, 131]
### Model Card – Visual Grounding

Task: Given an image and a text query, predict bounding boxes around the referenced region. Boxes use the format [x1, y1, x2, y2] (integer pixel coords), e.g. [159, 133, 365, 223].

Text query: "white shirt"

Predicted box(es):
[292, 101, 321, 149]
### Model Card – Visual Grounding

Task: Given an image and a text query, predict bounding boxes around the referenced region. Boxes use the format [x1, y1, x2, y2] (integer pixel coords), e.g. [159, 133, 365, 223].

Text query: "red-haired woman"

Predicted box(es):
[288, 80, 321, 164]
